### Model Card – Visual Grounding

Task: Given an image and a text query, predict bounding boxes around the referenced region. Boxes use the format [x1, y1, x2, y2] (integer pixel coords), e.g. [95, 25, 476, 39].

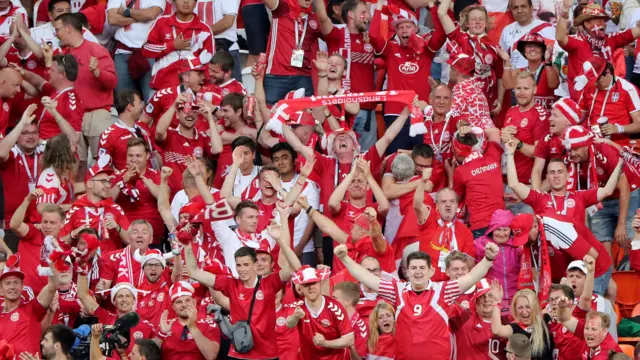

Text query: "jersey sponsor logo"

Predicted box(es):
[133, 331, 143, 339]
[521, 118, 528, 127]
[276, 316, 286, 326]
[321, 319, 331, 327]
[612, 92, 620, 102]
[146, 103, 154, 113]
[255, 290, 264, 301]
[596, 167, 604, 175]
[27, 60, 37, 70]
[399, 61, 419, 75]
[193, 147, 203, 158]
[567, 199, 575, 208]
[309, 20, 317, 30]
[10, 312, 19, 322]
[157, 293, 164, 302]
[364, 43, 373, 52]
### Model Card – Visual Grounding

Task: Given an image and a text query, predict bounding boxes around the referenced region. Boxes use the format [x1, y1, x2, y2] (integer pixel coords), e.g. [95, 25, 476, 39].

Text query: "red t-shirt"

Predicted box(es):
[135, 284, 171, 327]
[503, 104, 549, 184]
[422, 119, 457, 163]
[377, 279, 461, 360]
[574, 319, 621, 360]
[0, 146, 42, 227]
[265, 3, 323, 77]
[275, 303, 301, 360]
[533, 133, 565, 160]
[450, 305, 506, 360]
[97, 121, 154, 171]
[453, 142, 505, 230]
[38, 84, 84, 140]
[94, 307, 156, 359]
[523, 188, 598, 226]
[211, 79, 247, 97]
[294, 296, 353, 360]
[36, 0, 98, 24]
[323, 27, 376, 110]
[577, 142, 640, 198]
[17, 224, 49, 295]
[160, 315, 220, 360]
[549, 307, 587, 360]
[157, 128, 212, 194]
[418, 219, 476, 281]
[562, 30, 634, 101]
[0, 299, 47, 355]
[115, 168, 164, 243]
[213, 273, 285, 359]
[350, 311, 369, 359]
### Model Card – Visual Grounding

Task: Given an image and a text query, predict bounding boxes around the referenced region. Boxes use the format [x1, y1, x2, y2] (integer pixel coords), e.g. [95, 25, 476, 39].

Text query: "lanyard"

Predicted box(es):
[428, 116, 451, 157]
[589, 80, 615, 121]
[40, 87, 73, 121]
[334, 158, 354, 188]
[18, 147, 38, 183]
[550, 193, 569, 215]
[294, 16, 309, 50]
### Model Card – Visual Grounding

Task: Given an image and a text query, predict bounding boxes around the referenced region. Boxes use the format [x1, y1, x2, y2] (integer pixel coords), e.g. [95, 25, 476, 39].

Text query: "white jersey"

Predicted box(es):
[194, 0, 240, 50]
[31, 22, 99, 51]
[281, 176, 319, 254]
[499, 19, 556, 69]
[106, 0, 165, 52]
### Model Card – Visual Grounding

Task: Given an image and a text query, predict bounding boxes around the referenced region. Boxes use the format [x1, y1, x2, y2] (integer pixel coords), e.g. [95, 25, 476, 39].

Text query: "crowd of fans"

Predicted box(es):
[2, 0, 640, 358]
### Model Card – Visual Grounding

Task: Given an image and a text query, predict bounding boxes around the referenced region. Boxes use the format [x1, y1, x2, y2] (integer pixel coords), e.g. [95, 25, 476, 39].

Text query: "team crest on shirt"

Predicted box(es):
[133, 331, 143, 339]
[459, 300, 470, 309]
[253, 179, 260, 188]
[399, 62, 419, 75]
[612, 92, 620, 102]
[521, 118, 528, 127]
[364, 43, 373, 52]
[105, 213, 115, 221]
[309, 20, 318, 30]
[596, 167, 604, 175]
[2, 103, 8, 111]
[193, 147, 203, 158]
[222, 88, 229, 97]
[321, 319, 331, 327]
[157, 293, 164, 302]
[276, 317, 286, 326]
[484, 54, 493, 64]
[567, 199, 575, 208]
[27, 60, 37, 70]
[442, 131, 451, 141]
[255, 290, 264, 301]
[10, 313, 19, 322]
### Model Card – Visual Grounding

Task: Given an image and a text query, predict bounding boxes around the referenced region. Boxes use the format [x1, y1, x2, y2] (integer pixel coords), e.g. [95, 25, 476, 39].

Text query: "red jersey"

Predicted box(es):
[0, 97, 10, 136]
[523, 188, 598, 226]
[323, 27, 375, 110]
[369, 6, 445, 115]
[265, 3, 323, 77]
[5, 49, 46, 78]
[97, 121, 154, 171]
[213, 273, 285, 359]
[377, 278, 462, 360]
[294, 296, 353, 360]
[143, 85, 222, 130]
[275, 303, 301, 360]
[450, 306, 506, 360]
[418, 219, 476, 281]
[503, 104, 549, 184]
[549, 307, 587, 360]
[17, 224, 49, 294]
[52, 283, 83, 327]
[0, 145, 43, 228]
[350, 311, 369, 359]
[0, 298, 47, 355]
[94, 307, 157, 358]
[136, 283, 171, 328]
[452, 142, 505, 230]
[160, 315, 220, 360]
[574, 319, 621, 360]
[423, 118, 457, 163]
[211, 79, 247, 97]
[37, 167, 75, 207]
[368, 333, 396, 360]
[38, 84, 84, 140]
[114, 168, 164, 243]
[578, 77, 640, 146]
[157, 128, 212, 192]
[577, 142, 640, 198]
[534, 133, 565, 160]
[141, 14, 215, 90]
[562, 30, 634, 101]
[446, 26, 504, 106]
[61, 196, 131, 253]
[61, 40, 117, 111]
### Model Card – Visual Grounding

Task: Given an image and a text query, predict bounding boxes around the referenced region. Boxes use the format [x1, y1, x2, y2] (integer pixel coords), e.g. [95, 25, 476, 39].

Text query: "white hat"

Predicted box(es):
[567, 260, 587, 275]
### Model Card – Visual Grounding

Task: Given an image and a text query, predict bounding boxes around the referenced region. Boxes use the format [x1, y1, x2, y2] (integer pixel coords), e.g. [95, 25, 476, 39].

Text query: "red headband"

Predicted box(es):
[452, 137, 473, 157]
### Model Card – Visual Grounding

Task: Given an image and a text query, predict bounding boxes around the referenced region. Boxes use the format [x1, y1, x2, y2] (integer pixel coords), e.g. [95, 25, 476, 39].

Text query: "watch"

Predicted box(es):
[123, 8, 131, 17]
[516, 140, 524, 150]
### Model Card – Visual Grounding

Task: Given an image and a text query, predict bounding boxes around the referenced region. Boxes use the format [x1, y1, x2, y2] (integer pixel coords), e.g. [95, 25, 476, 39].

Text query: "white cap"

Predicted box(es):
[567, 260, 587, 274]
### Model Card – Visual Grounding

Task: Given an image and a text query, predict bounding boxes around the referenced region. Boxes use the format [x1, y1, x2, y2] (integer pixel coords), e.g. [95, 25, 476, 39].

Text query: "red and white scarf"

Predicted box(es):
[517, 218, 552, 305]
[566, 145, 599, 193]
[117, 247, 144, 287]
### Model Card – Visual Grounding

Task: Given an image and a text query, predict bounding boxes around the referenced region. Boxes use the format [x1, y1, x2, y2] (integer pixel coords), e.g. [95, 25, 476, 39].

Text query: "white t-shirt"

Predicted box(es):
[194, 0, 240, 50]
[499, 19, 556, 69]
[107, 0, 165, 52]
[31, 22, 99, 51]
[232, 165, 262, 199]
[281, 176, 319, 254]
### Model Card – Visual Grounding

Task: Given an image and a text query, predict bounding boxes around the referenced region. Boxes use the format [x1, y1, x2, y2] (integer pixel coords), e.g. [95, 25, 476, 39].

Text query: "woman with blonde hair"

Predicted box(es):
[35, 133, 78, 213]
[490, 288, 555, 359]
[367, 301, 396, 359]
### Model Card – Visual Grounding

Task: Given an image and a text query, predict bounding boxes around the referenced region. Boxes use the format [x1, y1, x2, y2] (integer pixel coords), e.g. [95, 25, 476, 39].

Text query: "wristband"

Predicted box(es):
[117, 225, 122, 233]
[306, 206, 314, 214]
[544, 62, 553, 67]
[615, 123, 624, 134]
[485, 255, 496, 262]
[318, 72, 328, 78]
[157, 331, 169, 339]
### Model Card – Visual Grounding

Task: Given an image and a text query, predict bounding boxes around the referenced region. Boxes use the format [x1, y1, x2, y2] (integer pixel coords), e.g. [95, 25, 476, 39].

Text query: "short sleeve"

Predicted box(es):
[534, 137, 550, 159]
[93, 306, 115, 323]
[333, 301, 354, 336]
[579, 188, 599, 207]
[220, 0, 239, 15]
[41, 82, 55, 97]
[562, 35, 582, 51]
[21, 223, 40, 244]
[29, 299, 48, 321]
[377, 279, 399, 307]
[270, 0, 290, 17]
[533, 109, 549, 140]
[200, 317, 221, 343]
[523, 189, 541, 207]
[574, 319, 586, 339]
[212, 274, 234, 294]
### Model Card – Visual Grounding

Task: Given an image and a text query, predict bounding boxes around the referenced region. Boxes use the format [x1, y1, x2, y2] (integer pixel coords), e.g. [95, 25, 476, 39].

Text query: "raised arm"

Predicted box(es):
[272, 203, 302, 281]
[300, 196, 349, 244]
[185, 305, 219, 360]
[41, 97, 80, 147]
[457, 243, 499, 292]
[556, 0, 573, 46]
[313, 0, 335, 36]
[531, 157, 547, 191]
[615, 174, 631, 247]
[365, 208, 387, 254]
[283, 123, 315, 160]
[16, 17, 44, 60]
[436, 0, 456, 35]
[202, 102, 223, 155]
[10, 189, 42, 238]
[158, 167, 178, 229]
[489, 280, 514, 338]
[0, 104, 37, 162]
[505, 140, 532, 200]
[375, 106, 410, 157]
[333, 244, 381, 292]
[36, 272, 58, 309]
[578, 255, 596, 311]
[77, 272, 100, 314]
[598, 159, 624, 201]
[359, 159, 389, 216]
[414, 169, 433, 224]
[220, 147, 243, 208]
[261, 0, 278, 11]
[557, 295, 579, 333]
[155, 94, 186, 142]
[327, 166, 355, 215]
[382, 174, 421, 200]
[184, 239, 216, 288]
[281, 154, 314, 207]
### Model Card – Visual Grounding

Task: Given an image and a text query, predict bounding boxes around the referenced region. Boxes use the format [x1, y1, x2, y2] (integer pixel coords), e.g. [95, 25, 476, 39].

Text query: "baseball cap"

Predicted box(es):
[567, 260, 587, 274]
[506, 334, 532, 358]
[510, 214, 535, 246]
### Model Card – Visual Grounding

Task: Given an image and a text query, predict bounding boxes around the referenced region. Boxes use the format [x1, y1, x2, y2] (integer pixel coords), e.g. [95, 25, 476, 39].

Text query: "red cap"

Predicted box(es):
[471, 278, 492, 302]
[510, 214, 535, 246]
[562, 126, 594, 150]
[447, 54, 475, 77]
[169, 281, 195, 302]
[291, 265, 331, 285]
[349, 213, 371, 231]
[289, 111, 316, 127]
[84, 154, 114, 182]
[0, 254, 24, 282]
[179, 196, 206, 218]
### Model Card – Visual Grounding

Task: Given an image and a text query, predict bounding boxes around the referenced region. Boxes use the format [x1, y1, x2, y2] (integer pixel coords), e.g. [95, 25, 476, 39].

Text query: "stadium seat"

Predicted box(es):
[619, 344, 635, 358]
[615, 303, 621, 325]
[611, 271, 640, 318]
[611, 241, 626, 269]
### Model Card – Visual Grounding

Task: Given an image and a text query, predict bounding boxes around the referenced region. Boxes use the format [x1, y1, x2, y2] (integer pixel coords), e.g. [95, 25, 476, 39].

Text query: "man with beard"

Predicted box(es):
[271, 142, 320, 265]
[334, 241, 500, 360]
[369, 0, 446, 152]
[60, 155, 131, 252]
[0, 104, 41, 252]
[155, 93, 223, 195]
[0, 254, 57, 356]
[501, 73, 550, 214]
[207, 51, 246, 97]
[563, 125, 640, 257]
[98, 90, 154, 171]
[40, 324, 76, 360]
[316, 0, 375, 149]
[556, 0, 640, 101]
[156, 281, 220, 360]
[134, 249, 173, 328]
[531, 98, 581, 190]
